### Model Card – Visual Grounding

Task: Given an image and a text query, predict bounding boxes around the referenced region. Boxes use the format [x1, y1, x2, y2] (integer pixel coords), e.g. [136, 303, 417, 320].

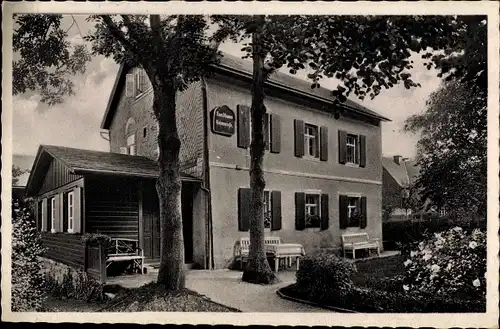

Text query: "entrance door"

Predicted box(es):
[143, 184, 161, 262]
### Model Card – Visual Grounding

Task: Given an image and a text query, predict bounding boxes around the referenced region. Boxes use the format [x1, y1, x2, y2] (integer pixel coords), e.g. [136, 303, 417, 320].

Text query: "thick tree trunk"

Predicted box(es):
[152, 79, 185, 290]
[241, 21, 277, 284]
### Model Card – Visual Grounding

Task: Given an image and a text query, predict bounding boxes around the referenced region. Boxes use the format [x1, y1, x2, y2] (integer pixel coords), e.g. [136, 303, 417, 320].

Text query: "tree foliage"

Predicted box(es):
[12, 165, 28, 186]
[405, 80, 487, 219]
[13, 14, 92, 105]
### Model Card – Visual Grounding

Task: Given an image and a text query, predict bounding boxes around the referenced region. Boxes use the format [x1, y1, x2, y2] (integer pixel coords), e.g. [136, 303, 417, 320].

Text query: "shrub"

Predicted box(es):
[11, 197, 47, 311]
[295, 251, 355, 302]
[81, 232, 112, 246]
[45, 268, 107, 302]
[403, 227, 486, 300]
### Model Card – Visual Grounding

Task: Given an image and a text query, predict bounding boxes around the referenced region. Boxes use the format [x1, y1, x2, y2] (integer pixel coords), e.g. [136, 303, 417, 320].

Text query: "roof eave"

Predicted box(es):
[101, 64, 126, 130]
[72, 167, 203, 182]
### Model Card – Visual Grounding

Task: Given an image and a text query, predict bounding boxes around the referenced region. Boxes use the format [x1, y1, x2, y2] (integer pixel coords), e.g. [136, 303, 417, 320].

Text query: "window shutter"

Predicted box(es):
[338, 130, 347, 164]
[125, 73, 135, 98]
[270, 114, 281, 154]
[359, 135, 366, 167]
[294, 120, 304, 157]
[295, 192, 306, 230]
[63, 193, 68, 232]
[263, 113, 270, 150]
[41, 199, 48, 232]
[320, 194, 329, 230]
[360, 196, 368, 228]
[237, 105, 250, 148]
[320, 126, 328, 161]
[339, 195, 349, 229]
[73, 187, 82, 233]
[271, 191, 282, 231]
[47, 199, 53, 231]
[238, 188, 251, 231]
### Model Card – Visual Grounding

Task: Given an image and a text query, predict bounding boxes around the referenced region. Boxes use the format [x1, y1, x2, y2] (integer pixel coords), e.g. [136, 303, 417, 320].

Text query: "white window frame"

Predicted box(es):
[304, 124, 319, 158]
[127, 134, 136, 155]
[263, 190, 272, 231]
[305, 192, 321, 228]
[346, 134, 358, 164]
[50, 197, 56, 233]
[67, 191, 74, 233]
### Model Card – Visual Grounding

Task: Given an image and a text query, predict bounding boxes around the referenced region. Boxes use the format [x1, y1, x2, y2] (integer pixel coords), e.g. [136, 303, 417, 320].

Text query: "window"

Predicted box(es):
[50, 197, 56, 233]
[304, 124, 319, 158]
[263, 191, 271, 230]
[347, 196, 361, 227]
[305, 193, 321, 228]
[346, 134, 358, 164]
[143, 126, 148, 139]
[127, 134, 136, 155]
[67, 192, 74, 233]
[135, 70, 147, 97]
[338, 131, 366, 167]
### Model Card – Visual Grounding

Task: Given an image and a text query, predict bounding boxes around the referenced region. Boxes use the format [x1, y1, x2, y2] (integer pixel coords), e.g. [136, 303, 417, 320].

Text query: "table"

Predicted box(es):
[265, 243, 305, 272]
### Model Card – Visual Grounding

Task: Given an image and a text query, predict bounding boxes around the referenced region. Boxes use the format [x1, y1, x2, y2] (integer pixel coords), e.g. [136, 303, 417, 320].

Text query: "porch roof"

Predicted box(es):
[26, 145, 202, 196]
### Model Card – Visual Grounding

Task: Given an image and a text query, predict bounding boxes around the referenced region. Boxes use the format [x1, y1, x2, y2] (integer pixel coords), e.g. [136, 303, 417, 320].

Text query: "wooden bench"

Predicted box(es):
[234, 236, 281, 270]
[341, 233, 380, 260]
[106, 238, 144, 274]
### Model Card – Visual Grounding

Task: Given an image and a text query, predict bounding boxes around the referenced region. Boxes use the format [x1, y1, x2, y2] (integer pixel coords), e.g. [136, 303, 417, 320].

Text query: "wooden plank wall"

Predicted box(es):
[85, 176, 139, 240]
[41, 233, 85, 270]
[39, 158, 83, 195]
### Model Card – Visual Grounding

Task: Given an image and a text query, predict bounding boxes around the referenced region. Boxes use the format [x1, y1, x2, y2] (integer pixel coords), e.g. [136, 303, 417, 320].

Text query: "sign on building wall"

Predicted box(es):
[211, 106, 235, 137]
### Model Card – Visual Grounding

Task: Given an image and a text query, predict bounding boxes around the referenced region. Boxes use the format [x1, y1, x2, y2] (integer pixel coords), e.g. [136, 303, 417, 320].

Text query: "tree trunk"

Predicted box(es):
[152, 79, 185, 290]
[241, 19, 277, 284]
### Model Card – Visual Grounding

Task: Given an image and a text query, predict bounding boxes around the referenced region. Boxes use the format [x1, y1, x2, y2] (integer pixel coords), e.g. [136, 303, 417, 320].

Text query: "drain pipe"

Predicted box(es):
[201, 77, 215, 270]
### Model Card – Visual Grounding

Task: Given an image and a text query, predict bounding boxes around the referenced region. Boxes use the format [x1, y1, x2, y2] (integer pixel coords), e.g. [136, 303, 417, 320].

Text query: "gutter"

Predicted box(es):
[201, 77, 215, 270]
[71, 167, 203, 183]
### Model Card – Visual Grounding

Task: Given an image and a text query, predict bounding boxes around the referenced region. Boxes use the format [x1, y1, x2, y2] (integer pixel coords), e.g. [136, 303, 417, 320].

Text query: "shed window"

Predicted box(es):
[67, 192, 74, 233]
[50, 197, 56, 233]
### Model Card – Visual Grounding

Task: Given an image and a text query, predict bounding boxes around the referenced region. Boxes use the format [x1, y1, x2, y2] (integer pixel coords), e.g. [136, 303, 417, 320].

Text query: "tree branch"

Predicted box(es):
[100, 15, 136, 54]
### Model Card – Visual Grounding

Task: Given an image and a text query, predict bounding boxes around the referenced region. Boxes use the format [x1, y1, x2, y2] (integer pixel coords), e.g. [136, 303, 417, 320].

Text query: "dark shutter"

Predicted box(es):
[295, 192, 306, 230]
[237, 105, 250, 148]
[320, 194, 329, 230]
[359, 135, 366, 167]
[271, 191, 282, 231]
[294, 120, 304, 157]
[360, 196, 368, 228]
[263, 113, 270, 150]
[320, 126, 328, 161]
[238, 188, 251, 231]
[339, 195, 348, 229]
[270, 114, 281, 154]
[338, 130, 347, 164]
[63, 193, 68, 232]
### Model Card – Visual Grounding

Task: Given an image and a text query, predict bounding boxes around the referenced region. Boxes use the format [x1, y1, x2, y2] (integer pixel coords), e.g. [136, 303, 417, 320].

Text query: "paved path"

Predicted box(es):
[185, 270, 330, 313]
[107, 269, 330, 312]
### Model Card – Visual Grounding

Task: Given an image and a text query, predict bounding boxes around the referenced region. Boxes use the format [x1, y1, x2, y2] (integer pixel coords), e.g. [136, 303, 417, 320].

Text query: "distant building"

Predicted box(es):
[12, 154, 35, 201]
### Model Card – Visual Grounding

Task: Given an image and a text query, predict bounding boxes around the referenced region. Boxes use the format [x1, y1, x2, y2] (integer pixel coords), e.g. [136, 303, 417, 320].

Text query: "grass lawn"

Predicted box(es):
[42, 283, 239, 312]
[351, 254, 406, 292]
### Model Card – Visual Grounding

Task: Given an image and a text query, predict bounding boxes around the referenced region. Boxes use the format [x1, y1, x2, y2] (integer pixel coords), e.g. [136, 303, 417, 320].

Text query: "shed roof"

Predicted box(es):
[25, 145, 201, 196]
[100, 52, 390, 130]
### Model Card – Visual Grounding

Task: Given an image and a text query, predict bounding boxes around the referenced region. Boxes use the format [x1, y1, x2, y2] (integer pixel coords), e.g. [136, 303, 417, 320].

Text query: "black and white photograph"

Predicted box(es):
[2, 2, 499, 327]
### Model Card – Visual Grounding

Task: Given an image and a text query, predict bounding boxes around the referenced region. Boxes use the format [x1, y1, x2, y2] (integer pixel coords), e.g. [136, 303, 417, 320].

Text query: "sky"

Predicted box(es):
[12, 15, 443, 158]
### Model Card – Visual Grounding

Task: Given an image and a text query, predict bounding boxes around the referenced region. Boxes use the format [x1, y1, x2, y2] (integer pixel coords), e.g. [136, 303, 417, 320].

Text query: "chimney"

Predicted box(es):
[393, 155, 403, 165]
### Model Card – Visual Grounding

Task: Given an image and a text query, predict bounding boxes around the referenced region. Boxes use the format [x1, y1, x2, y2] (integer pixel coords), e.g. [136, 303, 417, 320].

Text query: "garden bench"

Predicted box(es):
[234, 237, 305, 272]
[341, 233, 380, 260]
[106, 238, 144, 274]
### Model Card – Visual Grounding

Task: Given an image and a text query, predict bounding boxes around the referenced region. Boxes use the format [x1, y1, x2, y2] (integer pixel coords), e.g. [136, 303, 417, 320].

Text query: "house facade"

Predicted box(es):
[100, 53, 390, 269]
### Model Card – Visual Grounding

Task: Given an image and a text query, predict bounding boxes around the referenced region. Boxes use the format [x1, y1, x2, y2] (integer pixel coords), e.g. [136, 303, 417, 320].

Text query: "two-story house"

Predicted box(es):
[100, 53, 390, 269]
[26, 53, 390, 275]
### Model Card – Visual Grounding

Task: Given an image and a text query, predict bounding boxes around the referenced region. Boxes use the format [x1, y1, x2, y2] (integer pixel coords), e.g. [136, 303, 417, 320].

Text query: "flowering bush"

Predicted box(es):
[403, 227, 486, 299]
[81, 233, 112, 246]
[11, 197, 46, 311]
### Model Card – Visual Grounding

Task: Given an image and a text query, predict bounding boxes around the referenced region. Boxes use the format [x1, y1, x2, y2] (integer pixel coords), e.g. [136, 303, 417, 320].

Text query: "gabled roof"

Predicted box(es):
[382, 157, 420, 188]
[25, 145, 201, 196]
[13, 154, 35, 187]
[100, 52, 391, 130]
